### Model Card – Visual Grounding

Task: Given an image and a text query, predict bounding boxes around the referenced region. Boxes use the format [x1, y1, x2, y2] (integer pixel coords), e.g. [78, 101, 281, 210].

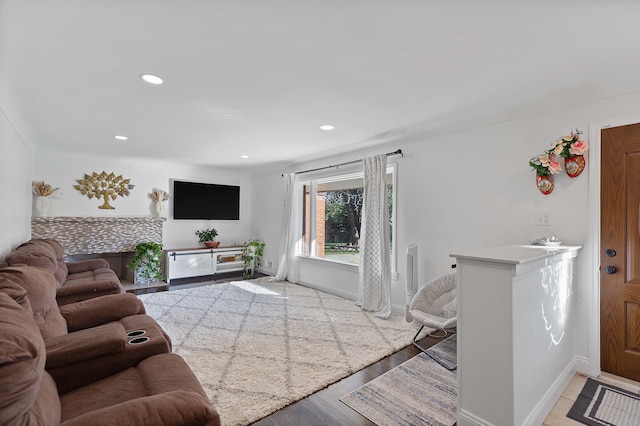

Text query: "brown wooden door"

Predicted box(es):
[601, 123, 640, 381]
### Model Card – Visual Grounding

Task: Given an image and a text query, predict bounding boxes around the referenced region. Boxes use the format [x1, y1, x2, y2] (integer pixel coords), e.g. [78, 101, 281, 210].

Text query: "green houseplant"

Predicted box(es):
[126, 241, 164, 284]
[242, 239, 265, 279]
[195, 228, 219, 248]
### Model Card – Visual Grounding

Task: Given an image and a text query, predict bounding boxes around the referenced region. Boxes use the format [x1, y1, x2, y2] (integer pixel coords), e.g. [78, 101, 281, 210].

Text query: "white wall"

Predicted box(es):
[35, 154, 254, 249]
[253, 91, 640, 365]
[0, 109, 34, 257]
[249, 171, 283, 276]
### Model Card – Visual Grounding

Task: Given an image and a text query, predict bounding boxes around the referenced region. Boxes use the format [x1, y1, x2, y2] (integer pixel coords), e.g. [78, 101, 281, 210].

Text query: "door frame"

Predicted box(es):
[588, 113, 640, 377]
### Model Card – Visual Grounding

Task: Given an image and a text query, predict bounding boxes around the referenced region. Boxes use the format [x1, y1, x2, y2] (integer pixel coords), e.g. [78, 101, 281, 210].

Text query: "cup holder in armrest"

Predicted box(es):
[126, 330, 146, 337]
[128, 337, 150, 345]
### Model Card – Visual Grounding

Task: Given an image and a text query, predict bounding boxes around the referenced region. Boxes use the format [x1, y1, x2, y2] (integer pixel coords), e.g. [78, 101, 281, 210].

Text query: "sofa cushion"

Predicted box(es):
[0, 272, 33, 314]
[66, 258, 111, 274]
[6, 238, 125, 305]
[59, 353, 217, 423]
[61, 390, 217, 426]
[55, 272, 124, 306]
[5, 240, 59, 279]
[40, 238, 69, 286]
[0, 292, 62, 425]
[65, 268, 119, 283]
[49, 318, 171, 394]
[60, 293, 145, 332]
[0, 266, 68, 341]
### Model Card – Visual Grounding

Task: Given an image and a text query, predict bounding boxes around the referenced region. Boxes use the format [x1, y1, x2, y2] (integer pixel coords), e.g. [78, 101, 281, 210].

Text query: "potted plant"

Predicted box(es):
[195, 228, 219, 248]
[242, 239, 265, 279]
[126, 241, 164, 284]
[549, 129, 589, 178]
[529, 152, 561, 195]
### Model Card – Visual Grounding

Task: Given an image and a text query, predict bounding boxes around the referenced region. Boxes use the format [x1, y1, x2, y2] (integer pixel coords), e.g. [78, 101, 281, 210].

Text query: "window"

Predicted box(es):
[299, 164, 396, 271]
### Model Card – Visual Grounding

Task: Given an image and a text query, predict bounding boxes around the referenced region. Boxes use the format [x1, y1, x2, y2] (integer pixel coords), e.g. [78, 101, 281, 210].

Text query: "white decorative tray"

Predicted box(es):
[529, 237, 562, 246]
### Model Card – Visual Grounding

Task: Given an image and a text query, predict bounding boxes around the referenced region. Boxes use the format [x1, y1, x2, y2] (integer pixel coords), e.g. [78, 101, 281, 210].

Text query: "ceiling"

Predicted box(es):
[2, 1, 640, 173]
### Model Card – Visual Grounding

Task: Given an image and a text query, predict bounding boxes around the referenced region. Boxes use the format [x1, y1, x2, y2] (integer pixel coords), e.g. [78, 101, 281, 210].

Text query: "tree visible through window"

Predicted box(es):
[301, 168, 395, 266]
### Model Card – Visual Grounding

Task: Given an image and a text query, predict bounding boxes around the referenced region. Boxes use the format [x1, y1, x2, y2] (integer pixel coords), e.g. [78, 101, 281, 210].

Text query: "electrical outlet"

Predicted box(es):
[266, 260, 273, 268]
[535, 212, 553, 226]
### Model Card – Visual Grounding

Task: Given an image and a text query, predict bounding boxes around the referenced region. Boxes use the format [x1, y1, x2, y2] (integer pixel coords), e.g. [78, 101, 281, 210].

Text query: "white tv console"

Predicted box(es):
[165, 246, 247, 283]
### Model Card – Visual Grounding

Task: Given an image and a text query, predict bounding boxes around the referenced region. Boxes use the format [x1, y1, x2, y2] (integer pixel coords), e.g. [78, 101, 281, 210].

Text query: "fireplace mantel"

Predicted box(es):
[31, 216, 165, 256]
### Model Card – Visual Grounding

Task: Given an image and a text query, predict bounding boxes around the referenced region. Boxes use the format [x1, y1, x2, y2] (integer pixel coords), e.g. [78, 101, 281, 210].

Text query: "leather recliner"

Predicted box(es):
[0, 265, 171, 393]
[5, 238, 124, 305]
[0, 290, 220, 425]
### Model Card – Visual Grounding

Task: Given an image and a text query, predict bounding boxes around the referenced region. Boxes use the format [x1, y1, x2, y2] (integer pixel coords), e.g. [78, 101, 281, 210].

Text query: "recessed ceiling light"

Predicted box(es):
[240, 155, 249, 159]
[320, 124, 335, 131]
[114, 135, 128, 140]
[139, 73, 164, 85]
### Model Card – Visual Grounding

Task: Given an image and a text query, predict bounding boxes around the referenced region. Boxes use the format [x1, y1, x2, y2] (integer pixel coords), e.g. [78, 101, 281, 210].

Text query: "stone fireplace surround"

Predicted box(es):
[31, 217, 165, 282]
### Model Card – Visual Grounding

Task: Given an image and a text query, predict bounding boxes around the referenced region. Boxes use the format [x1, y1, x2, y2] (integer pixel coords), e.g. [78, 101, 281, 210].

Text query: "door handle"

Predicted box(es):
[605, 265, 617, 274]
[605, 249, 617, 257]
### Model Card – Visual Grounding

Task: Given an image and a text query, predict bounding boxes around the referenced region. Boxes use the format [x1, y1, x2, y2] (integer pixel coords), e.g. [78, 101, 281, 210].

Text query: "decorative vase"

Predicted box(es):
[536, 174, 554, 195]
[155, 200, 166, 218]
[134, 266, 150, 286]
[35, 196, 51, 217]
[564, 155, 586, 178]
[205, 241, 220, 248]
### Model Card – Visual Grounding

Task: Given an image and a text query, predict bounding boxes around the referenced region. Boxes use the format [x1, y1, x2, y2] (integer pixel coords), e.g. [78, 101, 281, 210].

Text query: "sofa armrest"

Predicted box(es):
[60, 390, 220, 426]
[60, 293, 144, 331]
[45, 322, 126, 369]
[66, 258, 110, 273]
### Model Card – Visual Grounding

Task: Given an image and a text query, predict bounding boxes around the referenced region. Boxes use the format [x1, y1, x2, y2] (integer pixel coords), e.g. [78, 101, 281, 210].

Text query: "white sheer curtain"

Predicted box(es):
[271, 173, 301, 283]
[357, 154, 391, 318]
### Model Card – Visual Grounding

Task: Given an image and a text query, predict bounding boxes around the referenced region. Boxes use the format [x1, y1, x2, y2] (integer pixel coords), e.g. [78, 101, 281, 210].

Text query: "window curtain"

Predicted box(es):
[357, 154, 391, 318]
[271, 172, 301, 283]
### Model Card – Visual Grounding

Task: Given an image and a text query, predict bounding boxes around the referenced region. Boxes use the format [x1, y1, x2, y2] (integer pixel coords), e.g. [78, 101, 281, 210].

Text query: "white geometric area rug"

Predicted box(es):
[138, 277, 415, 426]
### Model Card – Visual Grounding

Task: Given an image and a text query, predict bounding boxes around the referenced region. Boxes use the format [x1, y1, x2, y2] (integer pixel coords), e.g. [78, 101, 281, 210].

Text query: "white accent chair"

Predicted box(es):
[409, 272, 457, 369]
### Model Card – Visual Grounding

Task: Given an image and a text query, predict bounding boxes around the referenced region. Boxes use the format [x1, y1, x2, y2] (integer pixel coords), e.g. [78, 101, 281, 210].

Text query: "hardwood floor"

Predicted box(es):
[252, 333, 446, 425]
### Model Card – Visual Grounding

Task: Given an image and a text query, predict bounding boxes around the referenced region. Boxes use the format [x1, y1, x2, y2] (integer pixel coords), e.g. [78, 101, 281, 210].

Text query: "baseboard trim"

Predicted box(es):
[294, 278, 407, 317]
[296, 277, 358, 301]
[458, 409, 496, 426]
[573, 355, 590, 376]
[459, 355, 587, 426]
[522, 355, 585, 425]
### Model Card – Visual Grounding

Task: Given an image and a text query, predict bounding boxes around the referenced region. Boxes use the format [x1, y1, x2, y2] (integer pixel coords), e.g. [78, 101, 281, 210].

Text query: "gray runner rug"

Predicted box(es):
[340, 335, 457, 426]
[567, 377, 640, 426]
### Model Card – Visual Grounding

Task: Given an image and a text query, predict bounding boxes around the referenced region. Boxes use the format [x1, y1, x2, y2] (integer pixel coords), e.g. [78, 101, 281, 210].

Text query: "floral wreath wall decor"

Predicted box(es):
[529, 129, 589, 195]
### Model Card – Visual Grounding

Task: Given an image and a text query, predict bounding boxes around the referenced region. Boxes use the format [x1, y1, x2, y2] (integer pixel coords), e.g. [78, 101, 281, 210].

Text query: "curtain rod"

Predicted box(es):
[285, 149, 403, 176]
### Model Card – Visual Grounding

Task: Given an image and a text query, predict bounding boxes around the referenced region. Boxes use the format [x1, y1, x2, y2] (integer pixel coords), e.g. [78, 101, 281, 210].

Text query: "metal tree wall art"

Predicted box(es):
[74, 171, 133, 209]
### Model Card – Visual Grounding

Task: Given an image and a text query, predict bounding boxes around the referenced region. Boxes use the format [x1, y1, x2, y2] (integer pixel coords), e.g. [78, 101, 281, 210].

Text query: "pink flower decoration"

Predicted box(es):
[569, 140, 589, 156]
[540, 153, 562, 174]
[548, 160, 562, 174]
[552, 143, 565, 156]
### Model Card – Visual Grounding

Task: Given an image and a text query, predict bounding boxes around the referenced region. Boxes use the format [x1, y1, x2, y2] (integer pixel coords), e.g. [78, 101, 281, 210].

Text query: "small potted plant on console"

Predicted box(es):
[195, 228, 220, 248]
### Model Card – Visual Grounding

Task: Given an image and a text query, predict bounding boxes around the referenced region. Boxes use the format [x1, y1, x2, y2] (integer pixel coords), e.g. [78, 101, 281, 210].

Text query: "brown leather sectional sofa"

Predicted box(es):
[0, 239, 221, 425]
[5, 238, 124, 305]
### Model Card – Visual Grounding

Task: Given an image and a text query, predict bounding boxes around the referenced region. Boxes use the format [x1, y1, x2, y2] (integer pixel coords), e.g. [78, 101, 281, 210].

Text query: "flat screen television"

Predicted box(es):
[173, 180, 240, 220]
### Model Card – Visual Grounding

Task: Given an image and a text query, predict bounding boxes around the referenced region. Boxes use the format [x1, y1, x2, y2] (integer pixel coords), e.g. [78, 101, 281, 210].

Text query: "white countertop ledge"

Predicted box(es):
[450, 244, 582, 266]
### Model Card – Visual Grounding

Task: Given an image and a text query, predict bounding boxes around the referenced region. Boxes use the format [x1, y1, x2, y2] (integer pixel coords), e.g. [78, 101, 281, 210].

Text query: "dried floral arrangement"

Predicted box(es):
[149, 189, 170, 202]
[32, 181, 60, 197]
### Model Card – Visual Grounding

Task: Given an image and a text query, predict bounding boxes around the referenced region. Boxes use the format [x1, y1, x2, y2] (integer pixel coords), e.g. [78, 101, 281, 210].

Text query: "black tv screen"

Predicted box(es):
[173, 180, 240, 220]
